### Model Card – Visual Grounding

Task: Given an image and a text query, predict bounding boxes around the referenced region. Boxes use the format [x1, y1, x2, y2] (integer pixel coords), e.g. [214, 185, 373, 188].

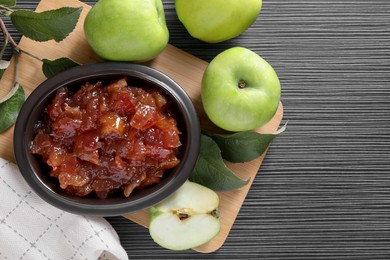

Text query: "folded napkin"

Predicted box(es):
[0, 158, 129, 260]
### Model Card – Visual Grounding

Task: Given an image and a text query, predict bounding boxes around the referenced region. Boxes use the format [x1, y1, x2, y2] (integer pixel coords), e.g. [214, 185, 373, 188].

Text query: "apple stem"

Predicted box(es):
[238, 80, 246, 89]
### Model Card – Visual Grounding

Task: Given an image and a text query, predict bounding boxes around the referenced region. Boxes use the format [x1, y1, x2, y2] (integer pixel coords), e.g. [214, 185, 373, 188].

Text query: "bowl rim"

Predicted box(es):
[14, 62, 200, 216]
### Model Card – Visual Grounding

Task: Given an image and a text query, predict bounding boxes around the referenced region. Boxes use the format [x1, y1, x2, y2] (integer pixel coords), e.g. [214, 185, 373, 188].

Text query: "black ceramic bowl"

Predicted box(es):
[14, 62, 200, 216]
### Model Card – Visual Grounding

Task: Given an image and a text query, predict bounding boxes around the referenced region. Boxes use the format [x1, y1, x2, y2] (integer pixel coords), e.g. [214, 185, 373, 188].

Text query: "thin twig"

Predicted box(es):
[0, 16, 42, 62]
[19, 49, 42, 62]
[14, 50, 19, 84]
[0, 36, 8, 58]
[0, 5, 14, 14]
[0, 17, 18, 52]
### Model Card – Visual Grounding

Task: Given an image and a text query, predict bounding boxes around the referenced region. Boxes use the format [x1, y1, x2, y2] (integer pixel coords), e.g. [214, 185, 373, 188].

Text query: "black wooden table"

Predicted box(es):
[3, 0, 390, 259]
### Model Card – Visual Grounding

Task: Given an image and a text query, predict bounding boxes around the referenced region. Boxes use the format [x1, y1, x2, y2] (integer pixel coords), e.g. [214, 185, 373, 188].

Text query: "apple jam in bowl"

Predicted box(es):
[14, 62, 200, 216]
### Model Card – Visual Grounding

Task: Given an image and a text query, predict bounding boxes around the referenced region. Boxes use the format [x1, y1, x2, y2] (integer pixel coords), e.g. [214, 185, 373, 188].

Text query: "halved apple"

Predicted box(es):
[149, 180, 220, 250]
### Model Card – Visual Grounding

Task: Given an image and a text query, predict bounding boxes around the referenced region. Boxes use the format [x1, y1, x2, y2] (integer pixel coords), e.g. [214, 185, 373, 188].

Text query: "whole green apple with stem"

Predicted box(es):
[84, 0, 169, 62]
[202, 47, 281, 132]
[149, 181, 220, 250]
[175, 0, 262, 43]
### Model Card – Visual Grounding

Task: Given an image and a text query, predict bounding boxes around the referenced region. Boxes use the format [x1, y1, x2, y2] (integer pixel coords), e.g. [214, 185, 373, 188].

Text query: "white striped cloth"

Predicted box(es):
[0, 158, 129, 260]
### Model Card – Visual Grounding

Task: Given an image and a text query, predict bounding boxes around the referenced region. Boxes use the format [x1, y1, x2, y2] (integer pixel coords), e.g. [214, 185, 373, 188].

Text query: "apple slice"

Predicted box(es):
[149, 180, 220, 250]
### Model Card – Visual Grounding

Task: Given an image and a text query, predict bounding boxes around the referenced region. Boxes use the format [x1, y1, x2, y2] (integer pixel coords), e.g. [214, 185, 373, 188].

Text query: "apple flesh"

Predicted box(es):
[175, 0, 262, 43]
[84, 0, 169, 62]
[149, 181, 220, 250]
[201, 47, 281, 132]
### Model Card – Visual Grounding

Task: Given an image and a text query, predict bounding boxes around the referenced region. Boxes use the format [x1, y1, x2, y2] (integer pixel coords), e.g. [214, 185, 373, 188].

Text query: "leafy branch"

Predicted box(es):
[0, 1, 82, 132]
[190, 123, 287, 191]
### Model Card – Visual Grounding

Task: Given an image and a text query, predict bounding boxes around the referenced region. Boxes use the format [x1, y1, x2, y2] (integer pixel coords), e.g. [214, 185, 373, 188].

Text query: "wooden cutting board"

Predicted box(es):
[0, 0, 283, 253]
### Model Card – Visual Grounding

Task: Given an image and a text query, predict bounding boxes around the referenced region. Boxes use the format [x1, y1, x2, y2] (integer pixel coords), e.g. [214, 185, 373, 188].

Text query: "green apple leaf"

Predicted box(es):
[0, 60, 9, 69]
[42, 57, 79, 78]
[0, 83, 25, 133]
[189, 134, 249, 192]
[0, 60, 10, 79]
[10, 7, 82, 42]
[0, 0, 16, 6]
[206, 123, 287, 163]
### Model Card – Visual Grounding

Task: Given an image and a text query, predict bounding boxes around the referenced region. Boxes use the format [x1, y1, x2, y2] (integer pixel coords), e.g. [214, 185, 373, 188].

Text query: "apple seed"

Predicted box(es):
[211, 209, 220, 218]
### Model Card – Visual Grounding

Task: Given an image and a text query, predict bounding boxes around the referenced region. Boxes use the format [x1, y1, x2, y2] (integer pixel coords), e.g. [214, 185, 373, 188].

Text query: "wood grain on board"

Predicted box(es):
[0, 0, 283, 253]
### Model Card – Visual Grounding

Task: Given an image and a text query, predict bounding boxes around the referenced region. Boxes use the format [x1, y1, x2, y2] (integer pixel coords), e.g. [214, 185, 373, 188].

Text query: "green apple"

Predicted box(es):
[149, 181, 220, 250]
[202, 47, 281, 132]
[84, 0, 169, 62]
[175, 0, 262, 43]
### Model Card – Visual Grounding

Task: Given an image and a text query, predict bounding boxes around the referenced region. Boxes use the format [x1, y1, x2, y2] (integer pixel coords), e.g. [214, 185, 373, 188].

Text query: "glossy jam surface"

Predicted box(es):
[31, 77, 181, 199]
